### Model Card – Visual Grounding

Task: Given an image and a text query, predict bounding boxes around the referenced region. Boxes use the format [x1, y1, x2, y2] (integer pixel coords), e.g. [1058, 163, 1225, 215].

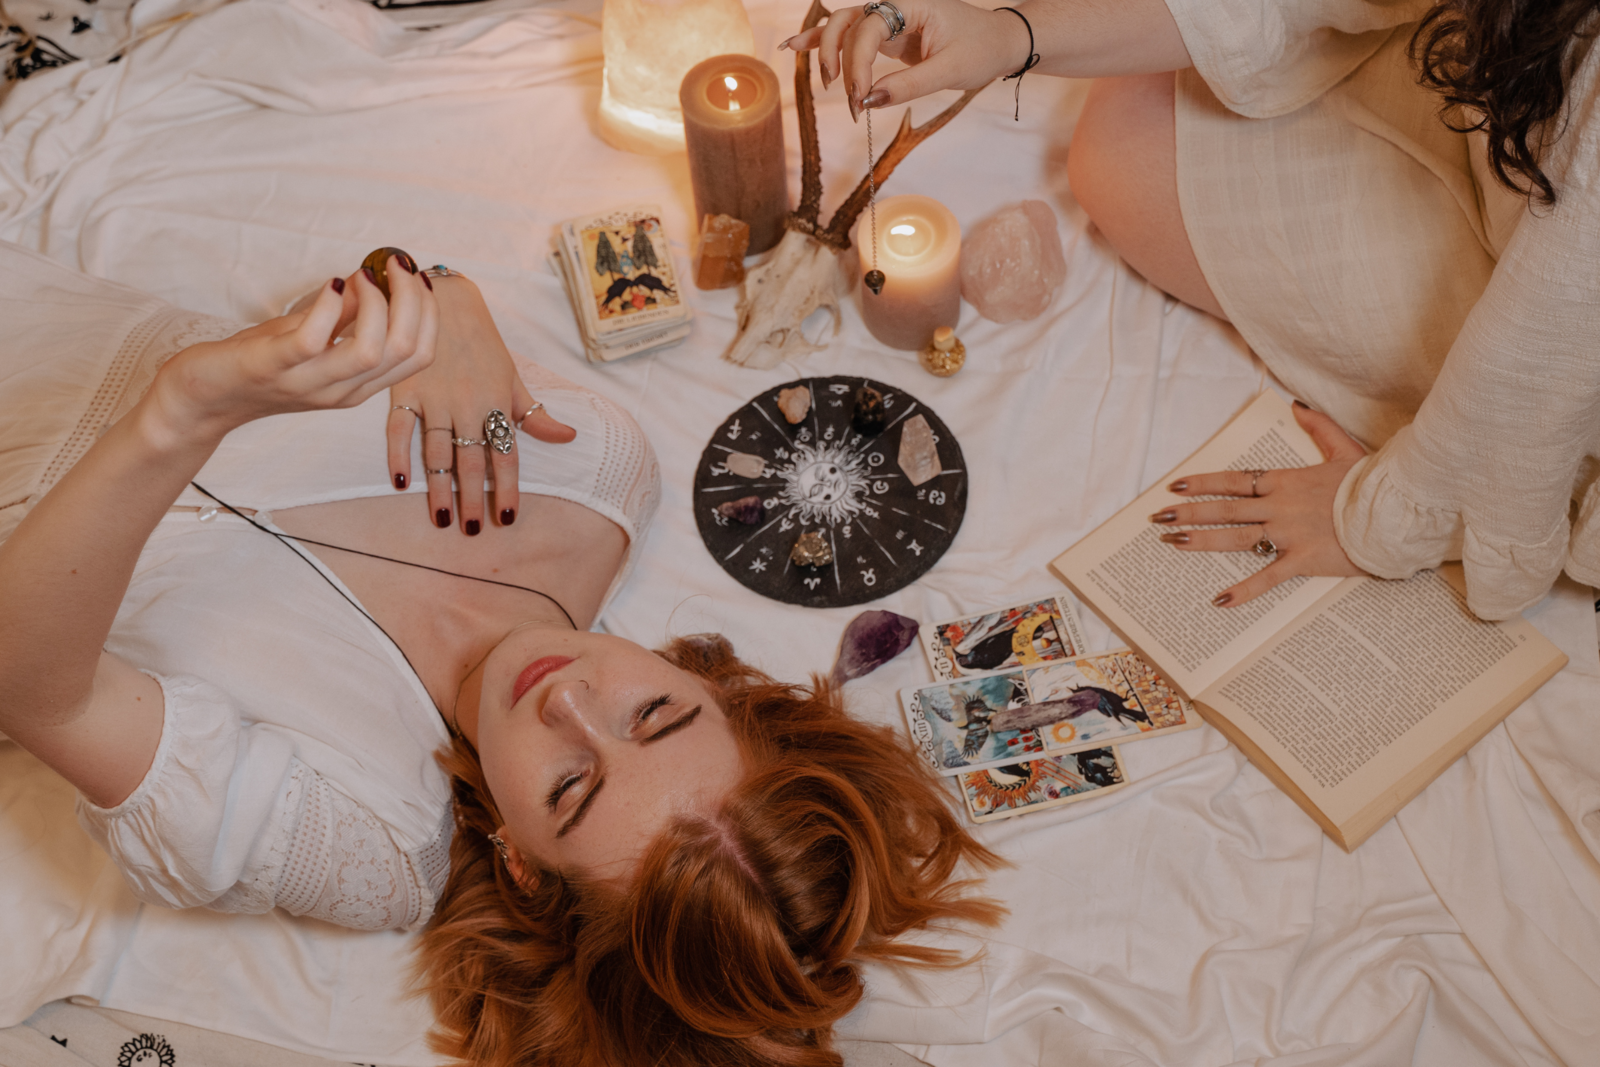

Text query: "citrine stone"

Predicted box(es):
[693, 214, 750, 290]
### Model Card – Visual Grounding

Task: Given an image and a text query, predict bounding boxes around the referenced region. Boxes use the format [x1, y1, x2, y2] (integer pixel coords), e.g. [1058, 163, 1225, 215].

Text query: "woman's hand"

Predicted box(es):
[385, 274, 575, 535]
[780, 0, 1190, 117]
[147, 260, 435, 445]
[1152, 403, 1369, 606]
[783, 0, 1029, 118]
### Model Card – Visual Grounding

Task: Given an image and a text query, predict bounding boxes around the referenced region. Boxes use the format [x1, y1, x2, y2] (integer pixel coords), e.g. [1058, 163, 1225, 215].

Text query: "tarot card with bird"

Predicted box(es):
[957, 747, 1126, 823]
[921, 595, 1088, 681]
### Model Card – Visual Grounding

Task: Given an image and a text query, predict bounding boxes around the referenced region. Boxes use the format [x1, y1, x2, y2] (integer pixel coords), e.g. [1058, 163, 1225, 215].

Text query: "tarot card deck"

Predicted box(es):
[550, 205, 692, 362]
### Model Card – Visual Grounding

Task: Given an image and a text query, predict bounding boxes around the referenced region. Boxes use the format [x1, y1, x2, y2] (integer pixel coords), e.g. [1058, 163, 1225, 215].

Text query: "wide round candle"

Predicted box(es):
[857, 194, 961, 350]
[680, 55, 788, 254]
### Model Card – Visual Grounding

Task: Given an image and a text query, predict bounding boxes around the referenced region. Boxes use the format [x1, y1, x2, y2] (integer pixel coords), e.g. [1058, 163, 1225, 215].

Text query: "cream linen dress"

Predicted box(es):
[1164, 0, 1600, 619]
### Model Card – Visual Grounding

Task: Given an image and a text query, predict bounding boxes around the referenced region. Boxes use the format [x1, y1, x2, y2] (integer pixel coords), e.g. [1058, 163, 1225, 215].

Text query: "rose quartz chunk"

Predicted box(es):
[959, 200, 1066, 323]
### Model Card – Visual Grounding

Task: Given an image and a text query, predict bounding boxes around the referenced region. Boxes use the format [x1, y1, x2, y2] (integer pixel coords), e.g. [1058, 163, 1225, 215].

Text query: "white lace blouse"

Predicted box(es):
[0, 240, 660, 931]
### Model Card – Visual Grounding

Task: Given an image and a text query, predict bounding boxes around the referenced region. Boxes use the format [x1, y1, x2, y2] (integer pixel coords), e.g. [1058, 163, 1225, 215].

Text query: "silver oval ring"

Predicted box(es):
[452, 435, 487, 448]
[863, 1, 906, 40]
[484, 409, 515, 455]
[1252, 536, 1278, 558]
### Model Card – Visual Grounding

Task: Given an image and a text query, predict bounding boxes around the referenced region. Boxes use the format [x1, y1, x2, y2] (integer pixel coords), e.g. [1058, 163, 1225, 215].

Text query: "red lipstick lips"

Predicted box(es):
[511, 656, 574, 707]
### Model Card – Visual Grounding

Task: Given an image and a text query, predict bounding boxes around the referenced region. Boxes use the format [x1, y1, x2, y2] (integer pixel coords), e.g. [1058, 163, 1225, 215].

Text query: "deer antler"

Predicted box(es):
[792, 0, 831, 229]
[819, 87, 984, 246]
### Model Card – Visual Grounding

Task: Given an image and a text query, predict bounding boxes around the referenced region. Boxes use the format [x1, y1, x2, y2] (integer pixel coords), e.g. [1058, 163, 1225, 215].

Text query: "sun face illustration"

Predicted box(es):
[776, 440, 871, 525]
[118, 1034, 175, 1067]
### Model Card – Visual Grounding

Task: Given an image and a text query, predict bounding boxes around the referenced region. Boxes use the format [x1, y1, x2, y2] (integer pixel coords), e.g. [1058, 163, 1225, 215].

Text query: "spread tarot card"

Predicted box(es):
[902, 648, 1198, 776]
[920, 594, 1088, 681]
[551, 204, 692, 361]
[956, 747, 1127, 823]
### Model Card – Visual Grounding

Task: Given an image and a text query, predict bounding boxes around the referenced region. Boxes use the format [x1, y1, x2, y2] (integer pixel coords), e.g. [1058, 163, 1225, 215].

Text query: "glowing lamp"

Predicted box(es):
[598, 0, 756, 155]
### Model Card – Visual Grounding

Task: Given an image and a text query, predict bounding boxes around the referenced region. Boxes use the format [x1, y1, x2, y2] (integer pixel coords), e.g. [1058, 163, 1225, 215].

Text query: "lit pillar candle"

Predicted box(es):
[857, 195, 962, 351]
[680, 55, 788, 254]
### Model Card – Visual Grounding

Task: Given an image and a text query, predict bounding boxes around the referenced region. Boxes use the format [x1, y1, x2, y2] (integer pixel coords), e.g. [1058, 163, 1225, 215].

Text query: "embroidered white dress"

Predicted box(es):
[0, 240, 660, 931]
[1165, 0, 1600, 619]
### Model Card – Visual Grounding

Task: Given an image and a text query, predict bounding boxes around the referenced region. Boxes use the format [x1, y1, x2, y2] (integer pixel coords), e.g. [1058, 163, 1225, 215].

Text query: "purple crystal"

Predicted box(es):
[716, 495, 766, 525]
[830, 610, 919, 686]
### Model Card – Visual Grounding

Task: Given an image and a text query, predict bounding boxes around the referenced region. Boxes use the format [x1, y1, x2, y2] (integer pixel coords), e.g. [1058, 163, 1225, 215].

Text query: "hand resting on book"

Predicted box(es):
[1151, 402, 1368, 607]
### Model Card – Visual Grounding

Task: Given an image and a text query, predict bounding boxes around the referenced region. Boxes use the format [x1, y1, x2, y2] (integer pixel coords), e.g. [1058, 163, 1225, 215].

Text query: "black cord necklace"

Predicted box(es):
[189, 481, 578, 698]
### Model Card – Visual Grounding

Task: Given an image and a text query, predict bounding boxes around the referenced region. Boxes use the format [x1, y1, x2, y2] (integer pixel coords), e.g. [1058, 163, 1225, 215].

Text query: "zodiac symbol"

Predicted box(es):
[829, 384, 851, 394]
[867, 452, 884, 467]
[726, 418, 742, 440]
[779, 518, 795, 532]
[804, 577, 821, 589]
[861, 568, 877, 586]
[928, 490, 946, 505]
[908, 539, 923, 555]
[873, 480, 889, 494]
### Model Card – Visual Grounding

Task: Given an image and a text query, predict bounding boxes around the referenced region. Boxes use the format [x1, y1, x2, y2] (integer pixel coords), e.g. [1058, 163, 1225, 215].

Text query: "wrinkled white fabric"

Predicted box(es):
[1169, 0, 1600, 619]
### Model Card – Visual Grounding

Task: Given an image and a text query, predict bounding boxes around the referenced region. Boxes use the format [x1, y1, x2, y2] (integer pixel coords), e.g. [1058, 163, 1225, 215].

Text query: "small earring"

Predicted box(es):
[488, 833, 510, 862]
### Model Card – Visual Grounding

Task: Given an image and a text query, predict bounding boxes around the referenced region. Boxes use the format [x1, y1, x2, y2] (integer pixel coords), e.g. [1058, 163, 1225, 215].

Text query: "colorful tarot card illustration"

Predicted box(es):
[921, 595, 1087, 681]
[565, 206, 683, 335]
[956, 747, 1126, 823]
[1026, 651, 1198, 753]
[903, 671, 1046, 775]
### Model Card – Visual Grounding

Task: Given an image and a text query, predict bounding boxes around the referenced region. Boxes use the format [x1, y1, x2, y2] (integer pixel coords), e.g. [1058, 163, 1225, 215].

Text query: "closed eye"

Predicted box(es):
[641, 704, 702, 745]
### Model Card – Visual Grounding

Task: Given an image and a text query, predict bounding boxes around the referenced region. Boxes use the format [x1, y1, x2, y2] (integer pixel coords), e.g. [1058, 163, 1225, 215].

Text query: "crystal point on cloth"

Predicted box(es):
[716, 495, 766, 525]
[724, 451, 767, 478]
[830, 610, 920, 686]
[959, 200, 1067, 323]
[790, 529, 832, 567]
[693, 214, 749, 290]
[897, 413, 941, 486]
[777, 386, 811, 424]
[852, 385, 886, 436]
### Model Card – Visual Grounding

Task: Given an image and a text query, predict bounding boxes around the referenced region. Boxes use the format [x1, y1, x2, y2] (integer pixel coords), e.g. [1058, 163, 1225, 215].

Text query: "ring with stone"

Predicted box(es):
[424, 467, 453, 476]
[863, 1, 906, 40]
[452, 435, 487, 448]
[483, 409, 515, 455]
[1252, 536, 1278, 558]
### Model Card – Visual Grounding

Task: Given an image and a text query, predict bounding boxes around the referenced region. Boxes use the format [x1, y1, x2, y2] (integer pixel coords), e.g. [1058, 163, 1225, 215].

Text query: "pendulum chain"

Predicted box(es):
[863, 109, 885, 296]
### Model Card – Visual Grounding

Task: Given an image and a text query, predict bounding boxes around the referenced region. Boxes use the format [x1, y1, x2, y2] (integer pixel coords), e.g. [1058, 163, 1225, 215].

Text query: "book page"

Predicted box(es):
[1201, 566, 1566, 837]
[1050, 392, 1341, 695]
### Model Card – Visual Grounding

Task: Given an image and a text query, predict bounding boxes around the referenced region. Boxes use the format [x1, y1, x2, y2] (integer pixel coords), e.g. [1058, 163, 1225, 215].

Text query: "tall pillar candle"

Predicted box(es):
[680, 55, 788, 254]
[857, 195, 961, 350]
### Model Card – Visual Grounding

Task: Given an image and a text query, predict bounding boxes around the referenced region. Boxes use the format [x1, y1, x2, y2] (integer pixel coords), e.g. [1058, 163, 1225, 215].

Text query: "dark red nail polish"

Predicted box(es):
[1150, 510, 1177, 524]
[435, 508, 451, 528]
[1293, 399, 1309, 409]
[1212, 592, 1233, 607]
[465, 519, 481, 536]
[1168, 479, 1188, 492]
[362, 267, 378, 286]
[394, 473, 406, 490]
[402, 254, 418, 274]
[421, 272, 433, 291]
[500, 509, 515, 526]
[331, 277, 345, 295]
[1160, 532, 1190, 544]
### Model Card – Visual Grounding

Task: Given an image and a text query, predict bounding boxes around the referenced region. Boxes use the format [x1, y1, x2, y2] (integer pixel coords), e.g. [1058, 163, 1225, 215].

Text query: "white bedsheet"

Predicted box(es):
[1, 0, 1596, 1064]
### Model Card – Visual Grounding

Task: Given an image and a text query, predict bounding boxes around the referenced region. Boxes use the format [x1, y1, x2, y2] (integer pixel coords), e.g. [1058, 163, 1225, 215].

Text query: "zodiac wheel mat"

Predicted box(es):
[693, 376, 967, 608]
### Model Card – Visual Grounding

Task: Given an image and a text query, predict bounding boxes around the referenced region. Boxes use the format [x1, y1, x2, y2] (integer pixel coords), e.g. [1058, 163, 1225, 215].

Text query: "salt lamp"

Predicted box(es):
[598, 0, 756, 154]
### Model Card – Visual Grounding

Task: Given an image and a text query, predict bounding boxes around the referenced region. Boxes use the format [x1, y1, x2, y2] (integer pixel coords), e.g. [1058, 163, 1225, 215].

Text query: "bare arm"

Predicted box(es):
[0, 262, 434, 807]
[785, 0, 1192, 115]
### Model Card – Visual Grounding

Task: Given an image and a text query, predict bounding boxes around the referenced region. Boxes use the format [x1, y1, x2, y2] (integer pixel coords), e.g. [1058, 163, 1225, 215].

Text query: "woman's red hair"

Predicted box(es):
[419, 634, 1004, 1067]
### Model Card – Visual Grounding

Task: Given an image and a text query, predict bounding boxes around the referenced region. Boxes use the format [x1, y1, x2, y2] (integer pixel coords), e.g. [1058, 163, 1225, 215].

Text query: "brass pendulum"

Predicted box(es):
[863, 109, 886, 296]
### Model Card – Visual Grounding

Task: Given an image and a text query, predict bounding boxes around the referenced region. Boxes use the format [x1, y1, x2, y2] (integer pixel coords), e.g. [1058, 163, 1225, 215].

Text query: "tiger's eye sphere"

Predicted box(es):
[359, 247, 418, 299]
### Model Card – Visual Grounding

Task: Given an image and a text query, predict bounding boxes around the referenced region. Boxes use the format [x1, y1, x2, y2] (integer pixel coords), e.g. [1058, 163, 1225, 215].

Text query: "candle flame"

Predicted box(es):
[724, 75, 741, 111]
[890, 224, 916, 236]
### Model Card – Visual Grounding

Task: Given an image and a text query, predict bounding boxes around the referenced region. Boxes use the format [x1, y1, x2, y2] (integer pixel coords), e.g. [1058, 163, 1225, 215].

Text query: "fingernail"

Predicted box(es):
[402, 254, 418, 274]
[435, 508, 451, 528]
[1168, 480, 1187, 492]
[861, 88, 889, 109]
[421, 272, 433, 291]
[1293, 399, 1309, 409]
[500, 508, 515, 526]
[1150, 510, 1177, 524]
[848, 85, 860, 122]
[362, 266, 378, 287]
[1212, 592, 1233, 607]
[465, 519, 481, 536]
[778, 36, 793, 50]
[821, 66, 833, 89]
[1160, 532, 1190, 544]
[331, 276, 345, 295]
[394, 473, 406, 490]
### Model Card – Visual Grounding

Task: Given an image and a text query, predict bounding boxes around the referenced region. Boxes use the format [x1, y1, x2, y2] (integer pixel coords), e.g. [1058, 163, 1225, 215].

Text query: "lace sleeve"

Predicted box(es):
[210, 761, 453, 932]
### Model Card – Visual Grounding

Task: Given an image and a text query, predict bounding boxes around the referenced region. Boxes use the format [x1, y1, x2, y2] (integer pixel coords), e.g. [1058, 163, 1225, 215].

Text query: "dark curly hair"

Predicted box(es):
[417, 634, 1005, 1067]
[1412, 0, 1600, 204]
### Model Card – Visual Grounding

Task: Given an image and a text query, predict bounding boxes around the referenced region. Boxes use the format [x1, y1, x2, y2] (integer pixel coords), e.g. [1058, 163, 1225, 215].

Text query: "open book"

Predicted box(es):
[1049, 392, 1567, 850]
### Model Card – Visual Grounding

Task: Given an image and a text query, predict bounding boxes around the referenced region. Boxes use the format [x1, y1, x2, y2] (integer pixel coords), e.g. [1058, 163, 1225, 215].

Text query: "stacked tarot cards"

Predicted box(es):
[904, 594, 1201, 823]
[550, 204, 693, 362]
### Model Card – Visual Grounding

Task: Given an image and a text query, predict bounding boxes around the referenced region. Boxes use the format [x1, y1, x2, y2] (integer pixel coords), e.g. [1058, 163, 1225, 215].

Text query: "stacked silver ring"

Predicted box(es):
[863, 1, 906, 40]
[484, 409, 515, 455]
[452, 435, 487, 448]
